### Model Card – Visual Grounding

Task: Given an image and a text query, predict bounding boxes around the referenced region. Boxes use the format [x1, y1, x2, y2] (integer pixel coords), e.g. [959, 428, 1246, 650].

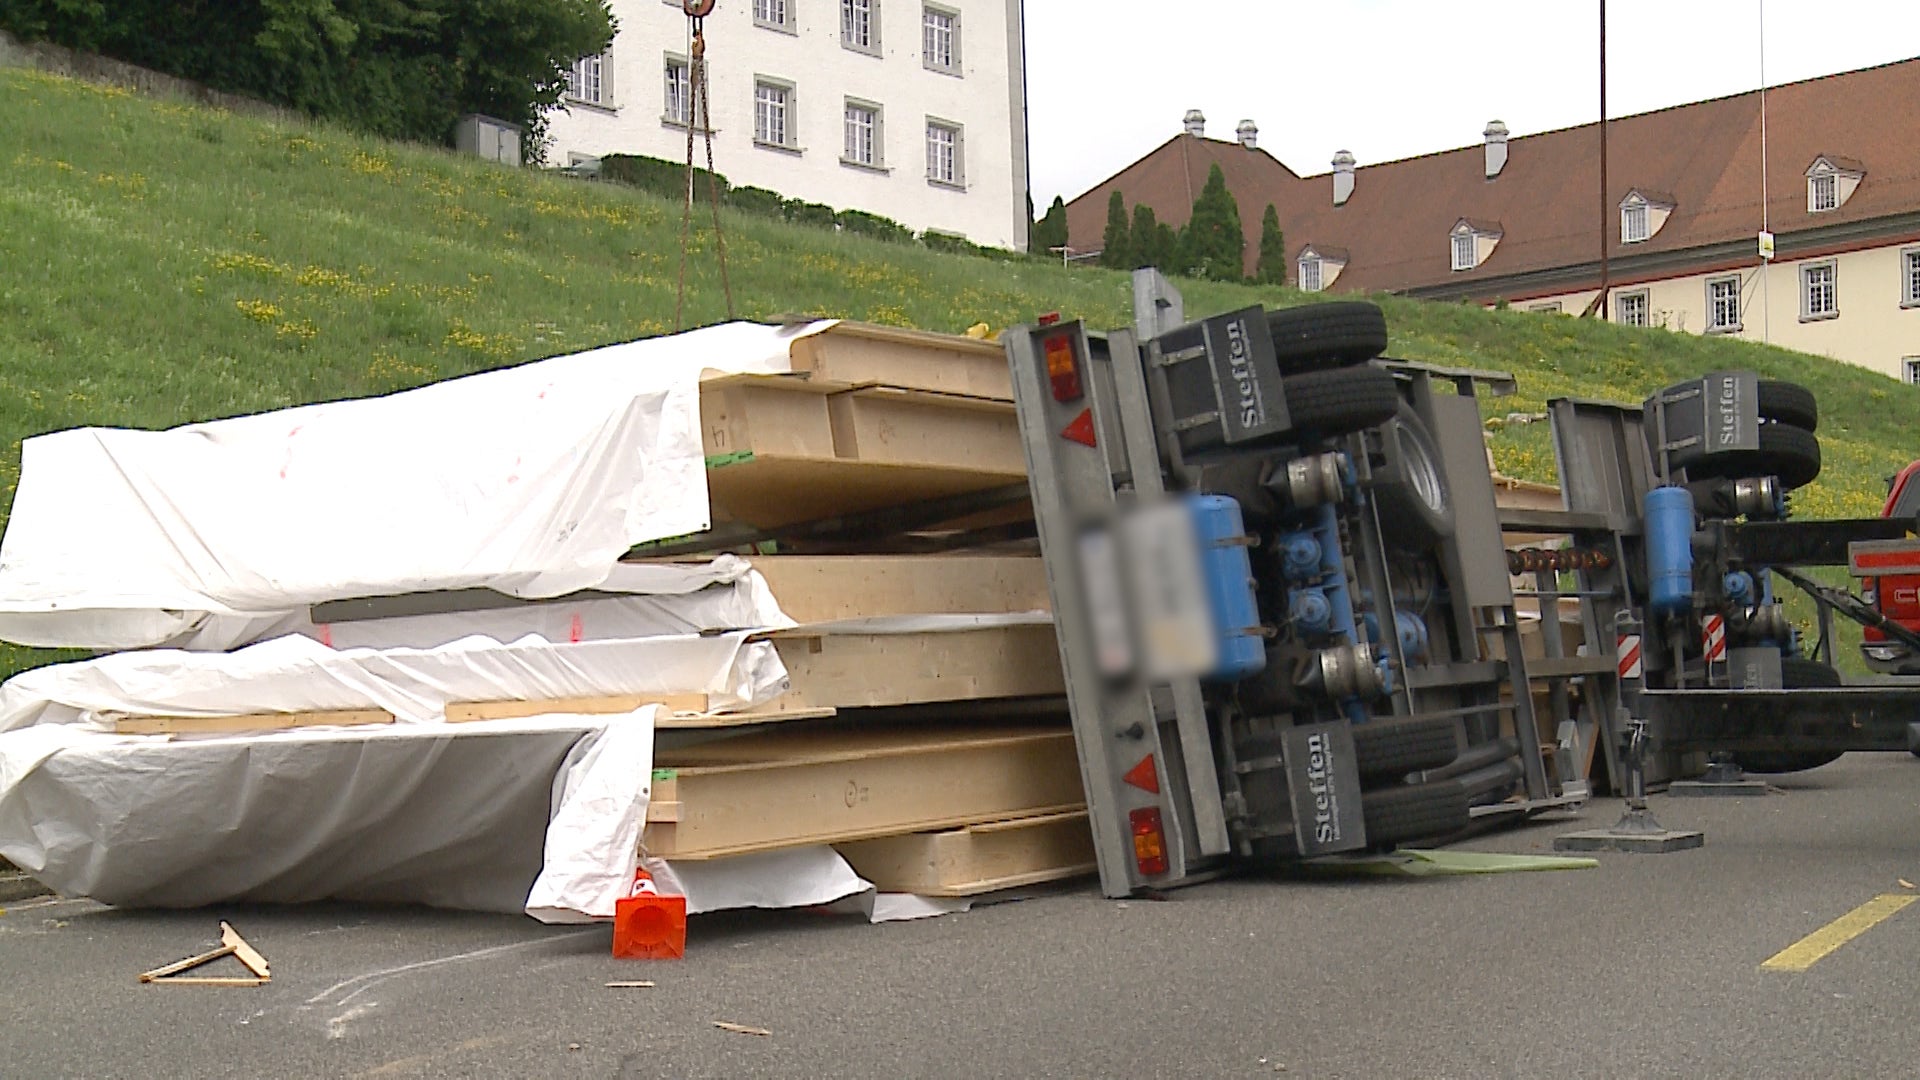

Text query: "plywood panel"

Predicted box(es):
[705, 455, 1025, 529]
[834, 810, 1096, 896]
[644, 725, 1083, 859]
[700, 382, 836, 460]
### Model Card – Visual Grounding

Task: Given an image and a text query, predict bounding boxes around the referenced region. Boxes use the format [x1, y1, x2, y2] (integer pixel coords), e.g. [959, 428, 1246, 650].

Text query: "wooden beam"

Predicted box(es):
[765, 622, 1065, 709]
[113, 709, 393, 736]
[834, 810, 1097, 896]
[788, 321, 1012, 401]
[828, 388, 1025, 476]
[643, 725, 1084, 859]
[727, 555, 1051, 623]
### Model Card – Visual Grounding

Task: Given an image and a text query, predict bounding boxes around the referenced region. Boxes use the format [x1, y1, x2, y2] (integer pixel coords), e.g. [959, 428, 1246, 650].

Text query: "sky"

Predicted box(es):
[1023, 1, 1920, 207]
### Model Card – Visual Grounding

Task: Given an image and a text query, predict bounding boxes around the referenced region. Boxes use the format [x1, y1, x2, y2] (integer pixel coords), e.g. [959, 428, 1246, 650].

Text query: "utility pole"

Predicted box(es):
[1597, 0, 1610, 321]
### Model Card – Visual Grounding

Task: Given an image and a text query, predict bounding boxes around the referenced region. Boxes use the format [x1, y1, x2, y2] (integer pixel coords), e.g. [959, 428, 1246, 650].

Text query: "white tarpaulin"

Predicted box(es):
[0, 320, 834, 649]
[0, 629, 790, 732]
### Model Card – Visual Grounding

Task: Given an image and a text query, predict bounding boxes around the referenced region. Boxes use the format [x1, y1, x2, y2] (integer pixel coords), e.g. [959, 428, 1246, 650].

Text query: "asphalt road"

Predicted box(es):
[5, 754, 1918, 1080]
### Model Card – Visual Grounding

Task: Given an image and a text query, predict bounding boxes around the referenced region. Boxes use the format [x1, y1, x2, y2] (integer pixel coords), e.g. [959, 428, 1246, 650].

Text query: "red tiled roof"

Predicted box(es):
[1066, 56, 1920, 295]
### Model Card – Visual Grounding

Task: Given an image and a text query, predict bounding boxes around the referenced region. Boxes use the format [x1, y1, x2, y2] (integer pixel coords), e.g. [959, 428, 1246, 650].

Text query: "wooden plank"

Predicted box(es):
[732, 555, 1050, 622]
[834, 810, 1096, 896]
[446, 694, 710, 722]
[706, 455, 1025, 529]
[642, 725, 1083, 859]
[766, 622, 1065, 709]
[146, 977, 268, 987]
[112, 709, 394, 736]
[790, 321, 1012, 401]
[448, 695, 836, 728]
[828, 388, 1025, 476]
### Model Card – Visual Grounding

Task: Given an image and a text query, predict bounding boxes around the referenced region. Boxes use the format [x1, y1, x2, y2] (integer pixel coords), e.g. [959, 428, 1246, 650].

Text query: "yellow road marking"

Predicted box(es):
[1761, 893, 1918, 972]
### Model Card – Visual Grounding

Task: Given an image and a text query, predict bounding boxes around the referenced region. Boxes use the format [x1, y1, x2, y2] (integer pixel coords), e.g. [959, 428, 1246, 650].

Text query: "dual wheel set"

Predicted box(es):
[1227, 301, 1501, 851]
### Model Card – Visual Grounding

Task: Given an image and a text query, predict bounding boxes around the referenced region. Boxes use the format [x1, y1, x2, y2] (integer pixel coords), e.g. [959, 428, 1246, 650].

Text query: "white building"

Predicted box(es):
[545, 0, 1030, 251]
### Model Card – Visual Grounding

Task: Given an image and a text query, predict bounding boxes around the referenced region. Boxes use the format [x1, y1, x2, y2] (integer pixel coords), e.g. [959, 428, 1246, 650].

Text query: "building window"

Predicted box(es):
[1706, 276, 1742, 333]
[1616, 290, 1650, 327]
[1451, 232, 1476, 271]
[1298, 257, 1323, 292]
[754, 80, 795, 150]
[926, 119, 963, 187]
[1904, 358, 1920, 386]
[842, 0, 880, 54]
[753, 0, 795, 32]
[1902, 248, 1920, 308]
[923, 5, 960, 74]
[663, 56, 692, 126]
[1528, 301, 1563, 315]
[1810, 172, 1838, 212]
[843, 100, 882, 168]
[1801, 261, 1838, 320]
[566, 53, 611, 108]
[1621, 203, 1649, 244]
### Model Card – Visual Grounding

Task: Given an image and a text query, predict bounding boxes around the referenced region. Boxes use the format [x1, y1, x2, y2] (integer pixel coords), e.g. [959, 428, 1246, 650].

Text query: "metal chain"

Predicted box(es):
[674, 16, 734, 330]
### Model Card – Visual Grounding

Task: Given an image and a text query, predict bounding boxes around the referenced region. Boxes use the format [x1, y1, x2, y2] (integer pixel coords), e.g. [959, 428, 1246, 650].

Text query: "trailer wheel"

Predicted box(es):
[1733, 656, 1845, 774]
[1368, 403, 1454, 547]
[1352, 714, 1461, 781]
[1671, 422, 1821, 490]
[1757, 380, 1819, 432]
[1264, 302, 1389, 373]
[1360, 778, 1472, 848]
[1281, 365, 1399, 440]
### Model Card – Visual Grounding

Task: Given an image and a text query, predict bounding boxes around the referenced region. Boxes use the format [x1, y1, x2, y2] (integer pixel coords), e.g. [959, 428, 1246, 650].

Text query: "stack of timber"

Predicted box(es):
[639, 321, 1095, 895]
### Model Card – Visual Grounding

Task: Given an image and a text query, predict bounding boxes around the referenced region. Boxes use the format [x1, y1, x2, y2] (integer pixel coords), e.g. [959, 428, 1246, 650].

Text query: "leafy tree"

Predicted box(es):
[1031, 195, 1068, 256]
[1098, 189, 1132, 270]
[1179, 163, 1245, 281]
[0, 0, 616, 153]
[1254, 204, 1287, 286]
[1130, 203, 1173, 270]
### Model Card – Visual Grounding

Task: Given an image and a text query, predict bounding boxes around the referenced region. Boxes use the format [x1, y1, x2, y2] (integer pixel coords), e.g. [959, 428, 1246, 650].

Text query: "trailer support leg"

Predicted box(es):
[1554, 717, 1705, 853]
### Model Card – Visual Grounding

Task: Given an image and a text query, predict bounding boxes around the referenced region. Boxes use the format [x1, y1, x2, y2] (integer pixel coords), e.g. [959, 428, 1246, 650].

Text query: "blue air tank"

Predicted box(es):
[1645, 486, 1694, 618]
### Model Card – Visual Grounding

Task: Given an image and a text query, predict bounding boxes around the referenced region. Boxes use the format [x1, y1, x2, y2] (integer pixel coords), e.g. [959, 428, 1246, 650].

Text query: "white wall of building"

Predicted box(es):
[543, 0, 1029, 251]
[1516, 241, 1920, 382]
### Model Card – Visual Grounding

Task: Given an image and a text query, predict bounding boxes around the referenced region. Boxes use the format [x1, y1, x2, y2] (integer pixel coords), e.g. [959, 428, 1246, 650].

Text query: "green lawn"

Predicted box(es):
[2, 66, 1917, 672]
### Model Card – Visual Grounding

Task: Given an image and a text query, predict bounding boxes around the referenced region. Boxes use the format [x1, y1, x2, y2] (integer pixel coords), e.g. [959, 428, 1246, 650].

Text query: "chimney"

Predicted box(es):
[1183, 109, 1206, 137]
[1332, 150, 1356, 206]
[1484, 119, 1509, 178]
[1236, 119, 1258, 150]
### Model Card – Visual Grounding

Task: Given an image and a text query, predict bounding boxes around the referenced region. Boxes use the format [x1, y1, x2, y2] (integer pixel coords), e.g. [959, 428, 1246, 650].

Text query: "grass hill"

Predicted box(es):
[3, 65, 1918, 672]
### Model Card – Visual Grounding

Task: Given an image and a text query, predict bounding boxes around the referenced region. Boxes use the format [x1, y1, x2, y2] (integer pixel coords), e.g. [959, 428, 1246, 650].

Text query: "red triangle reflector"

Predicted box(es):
[1122, 754, 1159, 794]
[1061, 408, 1097, 447]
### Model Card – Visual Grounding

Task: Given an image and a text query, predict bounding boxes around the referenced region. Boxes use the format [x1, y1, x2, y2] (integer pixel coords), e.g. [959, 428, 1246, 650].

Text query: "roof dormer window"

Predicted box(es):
[1296, 244, 1348, 292]
[1449, 220, 1500, 272]
[1805, 156, 1864, 213]
[1619, 190, 1674, 244]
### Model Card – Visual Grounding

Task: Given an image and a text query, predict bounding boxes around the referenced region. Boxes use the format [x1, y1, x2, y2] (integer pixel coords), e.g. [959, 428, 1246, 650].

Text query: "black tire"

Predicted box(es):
[1352, 714, 1461, 781]
[1368, 403, 1454, 547]
[1281, 365, 1399, 441]
[1360, 779, 1472, 848]
[1672, 422, 1821, 491]
[1758, 380, 1818, 432]
[1265, 302, 1389, 372]
[1734, 656, 1845, 774]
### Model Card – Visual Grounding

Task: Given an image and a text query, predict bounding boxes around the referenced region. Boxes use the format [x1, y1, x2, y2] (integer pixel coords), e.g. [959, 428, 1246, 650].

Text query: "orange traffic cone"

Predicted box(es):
[612, 864, 687, 960]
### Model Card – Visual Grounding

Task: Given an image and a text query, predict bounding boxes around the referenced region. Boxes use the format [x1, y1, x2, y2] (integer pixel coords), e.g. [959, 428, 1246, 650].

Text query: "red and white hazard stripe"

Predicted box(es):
[1616, 633, 1643, 680]
[1702, 615, 1727, 663]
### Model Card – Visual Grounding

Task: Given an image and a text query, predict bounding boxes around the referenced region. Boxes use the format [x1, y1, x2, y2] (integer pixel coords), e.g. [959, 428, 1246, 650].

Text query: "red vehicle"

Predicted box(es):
[1860, 460, 1920, 674]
